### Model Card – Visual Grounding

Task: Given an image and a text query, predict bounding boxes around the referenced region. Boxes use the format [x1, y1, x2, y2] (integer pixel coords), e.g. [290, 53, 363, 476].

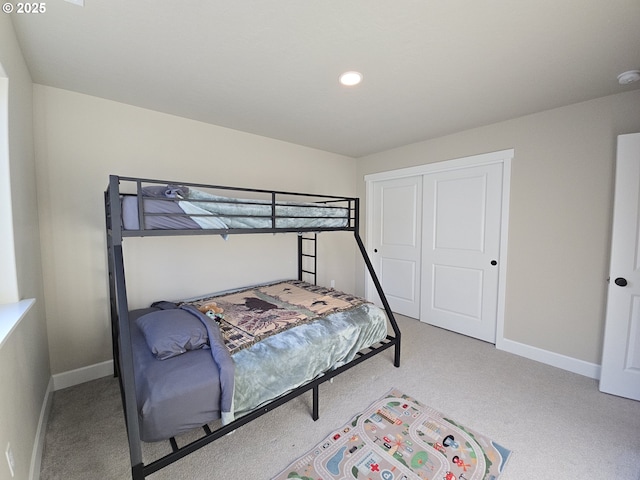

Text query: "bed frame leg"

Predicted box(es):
[132, 463, 144, 480]
[394, 342, 401, 368]
[312, 385, 319, 421]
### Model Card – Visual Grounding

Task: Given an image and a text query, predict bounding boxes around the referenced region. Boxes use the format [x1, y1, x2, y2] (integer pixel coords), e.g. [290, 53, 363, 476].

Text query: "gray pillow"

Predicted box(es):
[141, 185, 190, 198]
[135, 308, 208, 360]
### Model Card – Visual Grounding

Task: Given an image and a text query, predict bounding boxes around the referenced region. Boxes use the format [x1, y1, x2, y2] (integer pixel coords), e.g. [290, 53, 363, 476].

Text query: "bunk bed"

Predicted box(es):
[105, 175, 401, 479]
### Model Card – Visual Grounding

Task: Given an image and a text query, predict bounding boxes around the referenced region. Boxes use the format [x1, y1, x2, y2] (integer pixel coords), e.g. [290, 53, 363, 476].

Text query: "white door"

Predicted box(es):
[600, 133, 640, 401]
[369, 176, 422, 318]
[421, 163, 503, 343]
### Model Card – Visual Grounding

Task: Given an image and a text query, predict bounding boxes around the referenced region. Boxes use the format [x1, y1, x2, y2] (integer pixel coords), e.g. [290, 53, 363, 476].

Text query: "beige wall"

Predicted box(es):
[0, 307, 50, 480]
[356, 90, 640, 365]
[0, 15, 51, 480]
[33, 85, 357, 375]
[25, 84, 640, 378]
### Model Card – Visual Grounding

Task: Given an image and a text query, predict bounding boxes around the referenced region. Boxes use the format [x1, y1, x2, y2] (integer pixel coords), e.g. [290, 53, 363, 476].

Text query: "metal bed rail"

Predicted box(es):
[112, 175, 357, 241]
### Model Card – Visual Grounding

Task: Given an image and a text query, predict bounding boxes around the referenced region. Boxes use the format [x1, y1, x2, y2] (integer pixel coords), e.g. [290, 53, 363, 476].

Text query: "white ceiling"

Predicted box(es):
[10, 0, 640, 157]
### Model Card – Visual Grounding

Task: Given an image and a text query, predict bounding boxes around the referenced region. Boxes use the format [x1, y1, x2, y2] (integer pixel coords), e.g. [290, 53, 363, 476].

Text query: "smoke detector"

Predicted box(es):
[617, 70, 640, 85]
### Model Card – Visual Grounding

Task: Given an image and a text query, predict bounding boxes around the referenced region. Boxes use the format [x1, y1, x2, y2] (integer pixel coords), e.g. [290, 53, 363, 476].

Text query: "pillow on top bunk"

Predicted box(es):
[141, 185, 190, 199]
[135, 308, 208, 360]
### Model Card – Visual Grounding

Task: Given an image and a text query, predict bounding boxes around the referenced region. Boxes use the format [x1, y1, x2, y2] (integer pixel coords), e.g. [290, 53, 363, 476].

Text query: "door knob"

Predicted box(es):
[614, 277, 628, 287]
[490, 260, 497, 266]
[374, 249, 378, 253]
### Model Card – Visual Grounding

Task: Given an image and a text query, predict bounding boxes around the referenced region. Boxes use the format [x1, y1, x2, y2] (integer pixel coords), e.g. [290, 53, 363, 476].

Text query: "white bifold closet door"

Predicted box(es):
[367, 151, 509, 344]
[420, 163, 503, 343]
[370, 176, 422, 319]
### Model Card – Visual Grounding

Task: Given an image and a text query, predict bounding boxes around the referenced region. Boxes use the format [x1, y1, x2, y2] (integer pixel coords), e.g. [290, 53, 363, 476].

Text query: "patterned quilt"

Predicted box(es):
[183, 281, 369, 354]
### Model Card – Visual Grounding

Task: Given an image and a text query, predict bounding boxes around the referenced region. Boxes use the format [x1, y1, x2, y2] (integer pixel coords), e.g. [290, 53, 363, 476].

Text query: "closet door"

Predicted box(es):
[421, 163, 503, 343]
[369, 176, 422, 318]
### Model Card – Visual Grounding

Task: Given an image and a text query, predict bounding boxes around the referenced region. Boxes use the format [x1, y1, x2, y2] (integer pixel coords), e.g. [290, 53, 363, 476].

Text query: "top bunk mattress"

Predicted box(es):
[118, 181, 352, 232]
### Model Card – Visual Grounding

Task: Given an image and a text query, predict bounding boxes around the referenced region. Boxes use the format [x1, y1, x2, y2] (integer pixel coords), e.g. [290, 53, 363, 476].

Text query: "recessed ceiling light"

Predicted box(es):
[339, 71, 363, 87]
[617, 70, 640, 85]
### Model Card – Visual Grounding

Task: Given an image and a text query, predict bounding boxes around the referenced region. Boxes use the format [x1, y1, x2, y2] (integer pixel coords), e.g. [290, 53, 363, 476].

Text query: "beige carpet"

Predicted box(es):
[40, 315, 640, 479]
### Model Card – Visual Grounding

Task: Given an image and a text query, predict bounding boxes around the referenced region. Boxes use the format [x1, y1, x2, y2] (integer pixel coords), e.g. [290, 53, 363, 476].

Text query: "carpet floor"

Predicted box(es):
[40, 315, 640, 479]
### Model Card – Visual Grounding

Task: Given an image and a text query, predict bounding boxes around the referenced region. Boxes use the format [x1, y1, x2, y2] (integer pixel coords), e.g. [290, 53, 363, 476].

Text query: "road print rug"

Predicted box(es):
[273, 388, 511, 480]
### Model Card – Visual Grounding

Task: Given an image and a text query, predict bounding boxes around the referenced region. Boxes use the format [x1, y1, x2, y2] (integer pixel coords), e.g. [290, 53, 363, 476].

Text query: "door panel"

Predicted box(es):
[600, 133, 640, 401]
[370, 176, 422, 318]
[432, 264, 483, 319]
[380, 258, 416, 302]
[421, 163, 502, 343]
[434, 175, 487, 252]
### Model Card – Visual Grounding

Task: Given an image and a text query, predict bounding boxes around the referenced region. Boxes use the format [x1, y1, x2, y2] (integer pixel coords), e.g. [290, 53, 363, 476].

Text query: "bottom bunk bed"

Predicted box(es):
[131, 280, 389, 443]
[117, 279, 400, 479]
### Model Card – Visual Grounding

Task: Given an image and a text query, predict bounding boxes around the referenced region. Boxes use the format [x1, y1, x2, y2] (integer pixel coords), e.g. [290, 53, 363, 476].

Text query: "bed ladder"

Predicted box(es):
[298, 233, 317, 285]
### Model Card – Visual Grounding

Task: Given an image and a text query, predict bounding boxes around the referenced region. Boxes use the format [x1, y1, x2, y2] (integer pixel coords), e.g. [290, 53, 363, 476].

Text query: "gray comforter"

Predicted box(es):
[232, 302, 387, 417]
[179, 188, 349, 230]
[121, 185, 349, 231]
[130, 302, 387, 442]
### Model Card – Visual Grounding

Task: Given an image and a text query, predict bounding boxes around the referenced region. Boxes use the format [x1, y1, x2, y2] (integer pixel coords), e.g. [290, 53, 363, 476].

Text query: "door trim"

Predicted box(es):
[365, 149, 512, 348]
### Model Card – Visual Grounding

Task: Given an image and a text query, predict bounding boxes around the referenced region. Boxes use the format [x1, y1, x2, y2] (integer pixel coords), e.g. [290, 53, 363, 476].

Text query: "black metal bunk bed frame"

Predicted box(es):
[104, 175, 401, 480]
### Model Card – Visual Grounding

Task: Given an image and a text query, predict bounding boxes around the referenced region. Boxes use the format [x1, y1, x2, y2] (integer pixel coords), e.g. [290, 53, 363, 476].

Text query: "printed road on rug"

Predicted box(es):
[273, 388, 511, 480]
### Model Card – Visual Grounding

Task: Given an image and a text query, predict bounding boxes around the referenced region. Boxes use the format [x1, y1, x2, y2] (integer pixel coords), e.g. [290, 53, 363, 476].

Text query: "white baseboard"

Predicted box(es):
[52, 359, 114, 391]
[29, 377, 53, 480]
[498, 338, 601, 379]
[50, 341, 600, 389]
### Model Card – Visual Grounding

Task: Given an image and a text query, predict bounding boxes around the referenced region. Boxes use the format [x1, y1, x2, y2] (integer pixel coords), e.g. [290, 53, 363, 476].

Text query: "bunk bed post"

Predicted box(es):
[105, 190, 120, 378]
[353, 198, 401, 368]
[113, 245, 146, 479]
[312, 385, 320, 421]
[106, 176, 145, 479]
[297, 234, 303, 281]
